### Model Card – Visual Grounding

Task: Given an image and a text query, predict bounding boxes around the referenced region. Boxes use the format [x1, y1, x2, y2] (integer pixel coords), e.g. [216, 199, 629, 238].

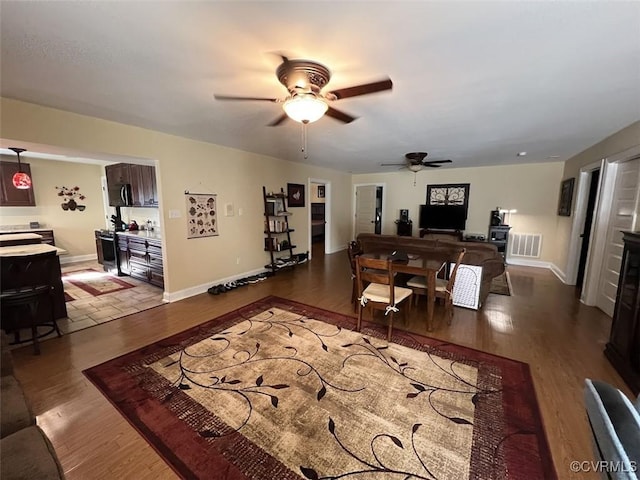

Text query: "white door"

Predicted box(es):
[355, 185, 378, 235]
[596, 157, 640, 316]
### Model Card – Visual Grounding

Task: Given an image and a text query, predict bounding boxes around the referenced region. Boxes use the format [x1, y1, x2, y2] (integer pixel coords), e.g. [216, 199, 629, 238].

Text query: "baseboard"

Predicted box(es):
[549, 263, 569, 284]
[506, 257, 551, 269]
[326, 243, 347, 254]
[59, 254, 98, 265]
[163, 266, 269, 302]
[507, 258, 570, 284]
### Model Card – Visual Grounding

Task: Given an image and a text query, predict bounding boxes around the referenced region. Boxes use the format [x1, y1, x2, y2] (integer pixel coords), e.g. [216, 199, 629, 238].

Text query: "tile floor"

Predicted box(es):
[59, 260, 165, 334]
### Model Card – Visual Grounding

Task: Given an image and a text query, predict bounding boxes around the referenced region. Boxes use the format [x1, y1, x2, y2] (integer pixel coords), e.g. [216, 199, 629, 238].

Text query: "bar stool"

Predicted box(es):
[1, 251, 62, 355]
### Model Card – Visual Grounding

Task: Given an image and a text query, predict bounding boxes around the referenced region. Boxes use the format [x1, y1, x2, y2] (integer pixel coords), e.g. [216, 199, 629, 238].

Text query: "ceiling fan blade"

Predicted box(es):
[325, 106, 357, 123]
[267, 113, 288, 127]
[214, 95, 279, 102]
[422, 159, 452, 165]
[380, 162, 407, 166]
[327, 78, 393, 100]
[424, 164, 442, 167]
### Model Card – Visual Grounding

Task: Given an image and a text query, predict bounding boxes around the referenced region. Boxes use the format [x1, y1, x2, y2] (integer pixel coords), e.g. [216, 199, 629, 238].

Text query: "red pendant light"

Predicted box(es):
[9, 147, 32, 190]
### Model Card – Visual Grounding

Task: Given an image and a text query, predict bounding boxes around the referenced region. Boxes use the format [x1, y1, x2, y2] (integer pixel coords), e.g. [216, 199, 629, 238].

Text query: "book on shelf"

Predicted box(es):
[265, 198, 285, 216]
[264, 237, 278, 251]
[266, 219, 288, 233]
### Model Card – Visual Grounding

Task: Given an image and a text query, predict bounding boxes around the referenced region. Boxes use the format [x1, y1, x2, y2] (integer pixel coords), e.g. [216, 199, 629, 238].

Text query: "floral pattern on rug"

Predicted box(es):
[85, 296, 556, 480]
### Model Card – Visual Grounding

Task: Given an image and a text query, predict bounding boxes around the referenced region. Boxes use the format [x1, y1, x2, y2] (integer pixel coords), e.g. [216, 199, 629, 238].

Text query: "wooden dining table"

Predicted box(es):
[361, 251, 450, 331]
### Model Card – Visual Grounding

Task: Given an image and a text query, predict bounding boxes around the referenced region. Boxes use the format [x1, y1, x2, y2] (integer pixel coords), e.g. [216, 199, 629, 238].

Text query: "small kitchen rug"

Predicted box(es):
[63, 269, 135, 297]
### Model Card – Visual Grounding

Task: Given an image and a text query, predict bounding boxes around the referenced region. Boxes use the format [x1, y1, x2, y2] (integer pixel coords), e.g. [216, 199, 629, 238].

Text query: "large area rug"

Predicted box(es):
[84, 296, 555, 479]
[63, 268, 135, 299]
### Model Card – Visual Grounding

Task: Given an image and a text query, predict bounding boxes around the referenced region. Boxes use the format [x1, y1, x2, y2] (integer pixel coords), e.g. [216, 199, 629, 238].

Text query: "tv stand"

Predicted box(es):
[419, 229, 463, 241]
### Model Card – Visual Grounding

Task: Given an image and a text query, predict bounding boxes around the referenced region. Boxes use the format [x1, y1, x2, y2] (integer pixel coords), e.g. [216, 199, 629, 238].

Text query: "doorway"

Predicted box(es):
[576, 168, 600, 292]
[355, 184, 383, 237]
[595, 156, 640, 315]
[308, 178, 331, 259]
[310, 181, 326, 259]
[580, 147, 640, 312]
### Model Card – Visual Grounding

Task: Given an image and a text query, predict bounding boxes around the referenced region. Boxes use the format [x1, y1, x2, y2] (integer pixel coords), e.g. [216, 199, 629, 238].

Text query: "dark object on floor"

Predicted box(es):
[1, 332, 65, 478]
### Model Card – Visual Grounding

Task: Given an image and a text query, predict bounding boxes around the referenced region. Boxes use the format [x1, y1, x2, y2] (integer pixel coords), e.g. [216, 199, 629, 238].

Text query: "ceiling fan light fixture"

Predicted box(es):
[9, 147, 32, 190]
[283, 95, 328, 123]
[408, 164, 423, 172]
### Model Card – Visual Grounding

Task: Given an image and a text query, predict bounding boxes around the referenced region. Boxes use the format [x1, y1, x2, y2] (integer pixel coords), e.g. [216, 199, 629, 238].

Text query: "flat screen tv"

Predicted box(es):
[419, 205, 467, 230]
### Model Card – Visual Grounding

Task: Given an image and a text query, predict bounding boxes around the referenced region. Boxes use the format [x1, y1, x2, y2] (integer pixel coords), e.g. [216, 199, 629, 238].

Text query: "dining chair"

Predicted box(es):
[406, 248, 466, 325]
[355, 256, 413, 341]
[347, 241, 363, 311]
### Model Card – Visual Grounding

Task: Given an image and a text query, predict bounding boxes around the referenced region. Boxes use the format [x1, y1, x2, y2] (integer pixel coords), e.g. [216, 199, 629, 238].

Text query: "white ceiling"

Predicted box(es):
[1, 1, 639, 173]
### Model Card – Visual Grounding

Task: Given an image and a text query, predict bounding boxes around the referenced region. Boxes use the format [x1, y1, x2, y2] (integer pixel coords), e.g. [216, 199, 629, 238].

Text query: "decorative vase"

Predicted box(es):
[77, 205, 86, 211]
[68, 199, 77, 211]
[61, 203, 69, 211]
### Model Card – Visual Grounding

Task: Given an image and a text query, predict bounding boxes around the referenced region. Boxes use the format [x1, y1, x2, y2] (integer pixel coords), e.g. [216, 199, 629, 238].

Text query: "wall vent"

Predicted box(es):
[510, 233, 542, 258]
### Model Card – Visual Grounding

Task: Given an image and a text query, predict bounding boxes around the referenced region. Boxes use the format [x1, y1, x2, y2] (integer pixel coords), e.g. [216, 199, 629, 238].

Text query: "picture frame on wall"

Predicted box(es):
[287, 183, 305, 207]
[557, 177, 575, 216]
[426, 183, 470, 210]
[317, 185, 325, 198]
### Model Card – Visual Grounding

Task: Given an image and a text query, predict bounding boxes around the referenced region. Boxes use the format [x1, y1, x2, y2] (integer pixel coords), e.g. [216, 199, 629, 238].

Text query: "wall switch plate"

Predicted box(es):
[169, 209, 181, 218]
[225, 203, 234, 216]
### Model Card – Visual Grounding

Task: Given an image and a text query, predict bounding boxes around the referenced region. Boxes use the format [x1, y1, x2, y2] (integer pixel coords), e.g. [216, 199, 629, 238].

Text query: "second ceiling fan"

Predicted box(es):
[381, 152, 452, 171]
[214, 55, 393, 126]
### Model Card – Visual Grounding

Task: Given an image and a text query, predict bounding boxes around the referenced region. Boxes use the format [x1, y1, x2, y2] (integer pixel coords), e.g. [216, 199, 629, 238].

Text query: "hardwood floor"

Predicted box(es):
[9, 250, 629, 479]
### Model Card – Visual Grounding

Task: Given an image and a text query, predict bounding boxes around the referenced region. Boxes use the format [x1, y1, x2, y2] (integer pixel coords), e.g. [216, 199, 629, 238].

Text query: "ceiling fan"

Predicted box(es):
[214, 56, 393, 126]
[381, 152, 452, 172]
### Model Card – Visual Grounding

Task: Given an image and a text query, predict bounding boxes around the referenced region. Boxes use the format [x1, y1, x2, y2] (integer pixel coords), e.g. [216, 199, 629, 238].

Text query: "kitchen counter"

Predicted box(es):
[0, 228, 56, 246]
[116, 230, 162, 241]
[0, 233, 43, 247]
[0, 244, 67, 257]
[0, 227, 53, 233]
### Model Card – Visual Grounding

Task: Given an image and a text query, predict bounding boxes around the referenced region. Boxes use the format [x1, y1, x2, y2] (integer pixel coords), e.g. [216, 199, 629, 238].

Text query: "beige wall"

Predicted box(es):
[553, 121, 640, 272]
[0, 156, 105, 255]
[0, 98, 352, 296]
[353, 162, 565, 263]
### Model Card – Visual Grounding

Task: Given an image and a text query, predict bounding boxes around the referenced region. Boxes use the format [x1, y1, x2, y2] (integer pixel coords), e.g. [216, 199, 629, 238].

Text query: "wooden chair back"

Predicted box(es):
[347, 241, 363, 275]
[445, 248, 466, 293]
[355, 256, 393, 291]
[355, 255, 412, 340]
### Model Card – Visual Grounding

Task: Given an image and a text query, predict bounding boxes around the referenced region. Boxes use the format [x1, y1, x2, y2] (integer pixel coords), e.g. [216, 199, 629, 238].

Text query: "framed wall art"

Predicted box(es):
[317, 185, 325, 198]
[557, 178, 575, 216]
[185, 193, 219, 238]
[427, 183, 470, 210]
[287, 183, 305, 207]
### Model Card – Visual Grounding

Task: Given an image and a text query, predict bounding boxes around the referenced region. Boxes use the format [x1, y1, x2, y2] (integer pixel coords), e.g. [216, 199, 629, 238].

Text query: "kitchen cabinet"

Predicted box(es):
[130, 164, 158, 206]
[105, 163, 158, 207]
[0, 160, 36, 206]
[117, 233, 164, 288]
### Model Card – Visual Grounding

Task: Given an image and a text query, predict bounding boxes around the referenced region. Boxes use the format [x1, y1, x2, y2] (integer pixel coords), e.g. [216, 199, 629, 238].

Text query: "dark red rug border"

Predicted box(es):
[83, 295, 557, 479]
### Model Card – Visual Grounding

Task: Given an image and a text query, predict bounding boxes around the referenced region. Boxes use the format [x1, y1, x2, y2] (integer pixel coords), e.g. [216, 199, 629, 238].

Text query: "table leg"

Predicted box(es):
[427, 272, 435, 331]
